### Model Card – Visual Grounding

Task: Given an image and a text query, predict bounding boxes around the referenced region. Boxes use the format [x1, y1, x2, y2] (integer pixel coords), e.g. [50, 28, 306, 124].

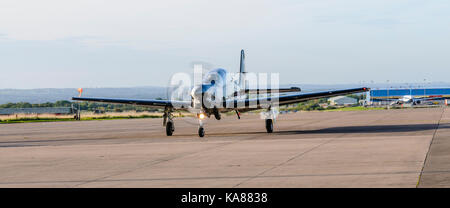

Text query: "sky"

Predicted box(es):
[0, 0, 449, 89]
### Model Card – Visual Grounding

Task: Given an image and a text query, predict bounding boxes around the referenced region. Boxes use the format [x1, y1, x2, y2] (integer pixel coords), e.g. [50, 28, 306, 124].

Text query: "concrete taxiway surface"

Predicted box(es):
[0, 107, 449, 187]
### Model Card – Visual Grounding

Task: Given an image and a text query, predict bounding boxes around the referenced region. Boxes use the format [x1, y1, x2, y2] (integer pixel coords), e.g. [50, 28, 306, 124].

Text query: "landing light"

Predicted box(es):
[198, 113, 206, 120]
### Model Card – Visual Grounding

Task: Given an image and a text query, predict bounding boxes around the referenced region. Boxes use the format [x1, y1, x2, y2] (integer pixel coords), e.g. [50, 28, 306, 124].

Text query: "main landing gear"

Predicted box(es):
[264, 107, 276, 133]
[166, 120, 174, 136]
[163, 108, 175, 136]
[265, 119, 273, 133]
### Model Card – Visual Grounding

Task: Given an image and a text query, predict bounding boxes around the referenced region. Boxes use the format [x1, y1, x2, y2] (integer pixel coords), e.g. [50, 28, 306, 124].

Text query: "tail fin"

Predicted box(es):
[240, 49, 245, 74]
[239, 49, 246, 88]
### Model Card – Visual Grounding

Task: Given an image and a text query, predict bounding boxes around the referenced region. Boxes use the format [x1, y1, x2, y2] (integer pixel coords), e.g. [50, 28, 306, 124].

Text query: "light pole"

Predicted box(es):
[386, 80, 390, 110]
[370, 80, 374, 106]
[423, 79, 427, 100]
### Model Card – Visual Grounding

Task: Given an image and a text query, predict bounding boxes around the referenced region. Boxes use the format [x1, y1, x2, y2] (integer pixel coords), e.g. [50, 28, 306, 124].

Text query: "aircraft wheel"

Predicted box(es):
[198, 127, 205, 137]
[214, 112, 221, 120]
[265, 119, 273, 133]
[166, 121, 174, 136]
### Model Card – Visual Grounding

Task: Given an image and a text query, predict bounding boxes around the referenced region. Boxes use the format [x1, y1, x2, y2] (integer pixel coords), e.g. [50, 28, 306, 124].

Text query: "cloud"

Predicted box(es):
[0, 33, 8, 40]
[0, 0, 449, 88]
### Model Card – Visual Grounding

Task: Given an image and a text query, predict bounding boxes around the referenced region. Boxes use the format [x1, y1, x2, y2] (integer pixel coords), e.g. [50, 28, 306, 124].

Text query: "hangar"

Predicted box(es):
[328, 96, 358, 106]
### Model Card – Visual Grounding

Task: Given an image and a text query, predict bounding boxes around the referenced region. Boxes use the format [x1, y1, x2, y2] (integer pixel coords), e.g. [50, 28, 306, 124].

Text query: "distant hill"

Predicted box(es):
[1, 82, 449, 104]
[0, 87, 167, 104]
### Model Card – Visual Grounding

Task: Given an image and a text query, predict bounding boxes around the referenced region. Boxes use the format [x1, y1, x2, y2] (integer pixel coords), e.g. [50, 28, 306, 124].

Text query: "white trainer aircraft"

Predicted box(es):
[73, 50, 369, 137]
[390, 95, 440, 105]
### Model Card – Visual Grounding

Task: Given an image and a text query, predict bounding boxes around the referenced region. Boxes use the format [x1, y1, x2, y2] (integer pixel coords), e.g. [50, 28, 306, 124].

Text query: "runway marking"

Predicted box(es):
[71, 131, 278, 187]
[1, 108, 443, 188]
[417, 107, 446, 187]
[0, 170, 425, 186]
[71, 112, 356, 187]
[0, 132, 430, 149]
[232, 111, 397, 187]
[71, 142, 233, 187]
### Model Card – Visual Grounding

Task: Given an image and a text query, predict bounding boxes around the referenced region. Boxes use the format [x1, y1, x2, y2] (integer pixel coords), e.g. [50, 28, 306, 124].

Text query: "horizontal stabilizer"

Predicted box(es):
[243, 87, 301, 94]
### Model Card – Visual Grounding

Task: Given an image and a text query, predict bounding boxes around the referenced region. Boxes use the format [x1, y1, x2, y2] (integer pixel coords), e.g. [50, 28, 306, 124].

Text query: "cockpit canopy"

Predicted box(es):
[191, 68, 227, 98]
[202, 68, 226, 85]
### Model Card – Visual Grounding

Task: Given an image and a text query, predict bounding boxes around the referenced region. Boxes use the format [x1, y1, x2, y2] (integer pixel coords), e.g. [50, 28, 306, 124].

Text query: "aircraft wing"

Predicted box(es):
[419, 97, 444, 101]
[72, 97, 191, 109]
[225, 87, 369, 109]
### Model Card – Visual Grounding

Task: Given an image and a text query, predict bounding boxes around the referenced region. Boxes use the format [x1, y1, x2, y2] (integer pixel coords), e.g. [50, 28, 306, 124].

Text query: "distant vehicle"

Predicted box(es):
[73, 50, 369, 137]
[93, 109, 104, 114]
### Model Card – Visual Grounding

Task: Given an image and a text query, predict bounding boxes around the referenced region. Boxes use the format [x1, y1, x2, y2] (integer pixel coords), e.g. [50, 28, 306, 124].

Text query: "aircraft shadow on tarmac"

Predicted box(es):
[197, 123, 449, 137]
[274, 123, 448, 135]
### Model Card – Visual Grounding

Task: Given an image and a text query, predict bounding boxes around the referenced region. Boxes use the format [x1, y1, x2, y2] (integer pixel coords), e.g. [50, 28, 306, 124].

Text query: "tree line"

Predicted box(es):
[0, 100, 159, 112]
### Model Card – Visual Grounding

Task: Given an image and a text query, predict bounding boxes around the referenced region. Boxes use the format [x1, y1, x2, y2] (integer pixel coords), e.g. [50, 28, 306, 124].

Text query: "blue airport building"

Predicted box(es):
[367, 88, 450, 104]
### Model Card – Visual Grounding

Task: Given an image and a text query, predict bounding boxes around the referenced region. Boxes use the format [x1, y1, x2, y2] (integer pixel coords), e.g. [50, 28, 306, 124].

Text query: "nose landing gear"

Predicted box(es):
[198, 113, 206, 137]
[198, 127, 205, 137]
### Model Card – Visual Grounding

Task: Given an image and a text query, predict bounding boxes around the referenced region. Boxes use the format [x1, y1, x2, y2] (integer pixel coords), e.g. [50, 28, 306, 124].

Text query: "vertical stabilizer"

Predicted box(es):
[239, 49, 246, 89]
